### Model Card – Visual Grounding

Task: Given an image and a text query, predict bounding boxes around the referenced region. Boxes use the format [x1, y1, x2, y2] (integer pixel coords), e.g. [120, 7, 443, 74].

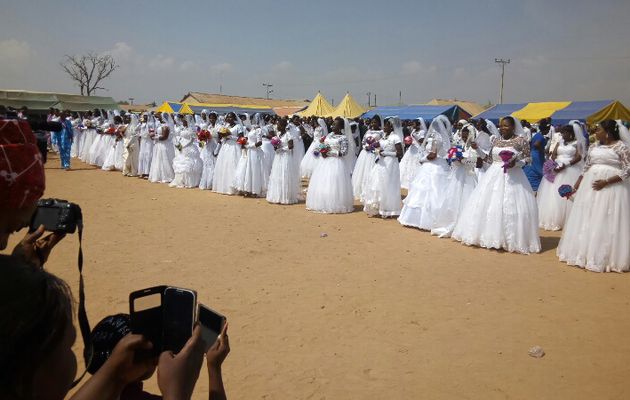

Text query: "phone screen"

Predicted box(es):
[198, 304, 225, 351]
[163, 288, 196, 353]
[129, 286, 165, 356]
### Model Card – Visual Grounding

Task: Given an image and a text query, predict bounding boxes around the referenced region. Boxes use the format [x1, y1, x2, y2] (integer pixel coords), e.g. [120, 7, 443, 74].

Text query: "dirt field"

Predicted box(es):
[13, 154, 630, 399]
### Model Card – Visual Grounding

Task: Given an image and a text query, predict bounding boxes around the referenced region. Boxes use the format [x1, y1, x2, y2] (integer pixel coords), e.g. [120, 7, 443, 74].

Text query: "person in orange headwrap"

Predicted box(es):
[0, 117, 65, 266]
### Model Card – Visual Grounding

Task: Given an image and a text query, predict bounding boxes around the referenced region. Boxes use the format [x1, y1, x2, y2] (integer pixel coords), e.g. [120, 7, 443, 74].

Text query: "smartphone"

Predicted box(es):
[198, 304, 226, 351]
[129, 285, 167, 356]
[163, 287, 197, 353]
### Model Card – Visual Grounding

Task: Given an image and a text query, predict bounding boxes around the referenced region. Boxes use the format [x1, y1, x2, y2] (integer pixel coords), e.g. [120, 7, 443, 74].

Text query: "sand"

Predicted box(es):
[11, 154, 630, 399]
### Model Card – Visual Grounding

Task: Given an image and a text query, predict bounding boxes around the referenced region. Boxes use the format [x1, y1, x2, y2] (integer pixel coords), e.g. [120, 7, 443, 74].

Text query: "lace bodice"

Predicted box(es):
[325, 134, 349, 157]
[554, 142, 578, 165]
[488, 136, 531, 164]
[379, 133, 401, 153]
[583, 142, 630, 180]
[362, 129, 383, 149]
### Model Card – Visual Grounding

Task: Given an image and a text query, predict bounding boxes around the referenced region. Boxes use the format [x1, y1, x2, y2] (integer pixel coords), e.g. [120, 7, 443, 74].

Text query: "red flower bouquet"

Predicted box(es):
[236, 136, 248, 146]
[271, 136, 282, 150]
[498, 150, 515, 173]
[197, 129, 211, 142]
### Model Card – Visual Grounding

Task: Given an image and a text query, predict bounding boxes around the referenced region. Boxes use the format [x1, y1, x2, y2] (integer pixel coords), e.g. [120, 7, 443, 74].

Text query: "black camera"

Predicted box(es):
[30, 198, 83, 233]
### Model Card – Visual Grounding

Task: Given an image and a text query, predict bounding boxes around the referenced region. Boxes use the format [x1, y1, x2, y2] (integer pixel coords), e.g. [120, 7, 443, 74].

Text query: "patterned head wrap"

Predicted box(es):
[0, 119, 45, 209]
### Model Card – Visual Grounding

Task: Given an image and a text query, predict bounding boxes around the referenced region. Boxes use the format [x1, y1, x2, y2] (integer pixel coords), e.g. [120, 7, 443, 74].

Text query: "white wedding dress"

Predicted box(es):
[148, 125, 175, 183]
[362, 133, 402, 217]
[138, 121, 155, 176]
[212, 124, 244, 195]
[452, 136, 541, 254]
[300, 126, 325, 178]
[232, 127, 267, 196]
[398, 134, 450, 230]
[169, 127, 203, 188]
[537, 141, 582, 231]
[557, 142, 630, 272]
[352, 129, 383, 200]
[266, 131, 300, 204]
[306, 133, 354, 213]
[399, 128, 425, 189]
[431, 146, 478, 238]
[198, 124, 218, 190]
[79, 119, 97, 162]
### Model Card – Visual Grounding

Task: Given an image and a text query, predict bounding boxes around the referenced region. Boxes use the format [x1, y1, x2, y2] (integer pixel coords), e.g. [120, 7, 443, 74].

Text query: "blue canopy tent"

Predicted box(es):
[550, 100, 614, 125]
[473, 103, 527, 123]
[362, 105, 459, 122]
[187, 104, 276, 116]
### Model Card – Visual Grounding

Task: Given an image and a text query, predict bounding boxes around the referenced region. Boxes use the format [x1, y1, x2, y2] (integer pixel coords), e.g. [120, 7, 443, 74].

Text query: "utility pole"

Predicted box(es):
[366, 92, 371, 107]
[262, 83, 274, 100]
[494, 58, 510, 104]
[373, 94, 376, 107]
[399, 91, 402, 106]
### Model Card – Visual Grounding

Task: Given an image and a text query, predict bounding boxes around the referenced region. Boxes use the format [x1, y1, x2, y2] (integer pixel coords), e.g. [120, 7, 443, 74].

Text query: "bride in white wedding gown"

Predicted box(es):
[451, 116, 541, 254]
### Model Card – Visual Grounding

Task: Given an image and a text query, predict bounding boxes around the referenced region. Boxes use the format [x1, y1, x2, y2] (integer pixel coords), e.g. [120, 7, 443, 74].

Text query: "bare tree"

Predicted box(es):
[60, 53, 118, 96]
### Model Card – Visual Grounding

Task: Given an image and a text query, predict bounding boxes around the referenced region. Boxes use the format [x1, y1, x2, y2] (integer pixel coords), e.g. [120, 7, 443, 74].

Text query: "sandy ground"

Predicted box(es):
[11, 154, 630, 400]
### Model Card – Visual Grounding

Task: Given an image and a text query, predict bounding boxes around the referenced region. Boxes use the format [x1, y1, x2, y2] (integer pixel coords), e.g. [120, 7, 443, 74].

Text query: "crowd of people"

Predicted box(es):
[39, 105, 630, 273]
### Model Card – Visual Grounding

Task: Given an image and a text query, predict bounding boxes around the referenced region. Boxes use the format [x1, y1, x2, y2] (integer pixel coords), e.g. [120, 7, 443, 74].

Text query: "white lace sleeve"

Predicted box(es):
[338, 136, 349, 157]
[582, 147, 594, 175]
[613, 142, 630, 180]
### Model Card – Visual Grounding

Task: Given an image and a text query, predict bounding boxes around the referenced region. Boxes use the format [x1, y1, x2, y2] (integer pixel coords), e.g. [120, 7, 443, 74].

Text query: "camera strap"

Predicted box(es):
[71, 221, 92, 388]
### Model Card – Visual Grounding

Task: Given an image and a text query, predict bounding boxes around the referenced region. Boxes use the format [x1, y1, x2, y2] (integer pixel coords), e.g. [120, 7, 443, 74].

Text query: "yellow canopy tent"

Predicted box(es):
[511, 101, 570, 122]
[586, 100, 630, 124]
[326, 93, 366, 118]
[299, 92, 334, 117]
[178, 103, 193, 114]
[155, 102, 181, 114]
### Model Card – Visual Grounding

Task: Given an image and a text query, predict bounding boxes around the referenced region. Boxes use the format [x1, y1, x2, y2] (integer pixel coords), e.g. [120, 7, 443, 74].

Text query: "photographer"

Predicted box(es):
[0, 115, 231, 399]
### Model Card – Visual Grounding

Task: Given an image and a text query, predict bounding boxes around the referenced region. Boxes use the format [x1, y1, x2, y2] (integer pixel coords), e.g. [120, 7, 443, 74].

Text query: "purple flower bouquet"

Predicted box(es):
[543, 159, 559, 183]
[498, 150, 515, 173]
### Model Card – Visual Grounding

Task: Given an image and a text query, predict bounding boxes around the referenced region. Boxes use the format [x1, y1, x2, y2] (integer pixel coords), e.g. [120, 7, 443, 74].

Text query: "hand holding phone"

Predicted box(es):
[198, 304, 226, 352]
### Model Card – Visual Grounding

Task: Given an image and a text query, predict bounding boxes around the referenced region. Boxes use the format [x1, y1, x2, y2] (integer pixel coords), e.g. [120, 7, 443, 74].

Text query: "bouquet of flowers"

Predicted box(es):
[218, 127, 231, 140]
[318, 142, 331, 156]
[542, 159, 558, 182]
[236, 136, 248, 146]
[446, 145, 464, 165]
[271, 136, 282, 150]
[558, 184, 575, 200]
[85, 120, 93, 129]
[498, 150, 515, 173]
[197, 129, 211, 142]
[365, 136, 381, 153]
[105, 126, 117, 135]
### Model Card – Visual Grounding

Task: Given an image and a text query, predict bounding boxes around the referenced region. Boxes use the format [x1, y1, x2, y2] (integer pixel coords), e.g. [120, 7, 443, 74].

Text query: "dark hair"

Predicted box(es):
[0, 259, 74, 398]
[560, 124, 576, 140]
[371, 115, 381, 125]
[502, 116, 515, 127]
[600, 119, 620, 140]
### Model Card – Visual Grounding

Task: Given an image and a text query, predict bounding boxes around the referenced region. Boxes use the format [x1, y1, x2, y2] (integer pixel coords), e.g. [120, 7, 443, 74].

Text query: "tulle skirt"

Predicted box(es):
[88, 134, 107, 166]
[300, 140, 322, 178]
[557, 164, 630, 272]
[452, 163, 541, 254]
[148, 141, 175, 183]
[232, 147, 267, 196]
[362, 156, 402, 217]
[266, 151, 300, 205]
[261, 141, 275, 179]
[71, 131, 82, 158]
[398, 159, 450, 230]
[102, 139, 124, 171]
[293, 137, 305, 172]
[212, 141, 241, 195]
[537, 164, 582, 231]
[79, 129, 96, 162]
[431, 165, 477, 238]
[138, 138, 154, 176]
[352, 149, 377, 200]
[198, 143, 216, 190]
[169, 145, 203, 188]
[306, 156, 354, 213]
[399, 145, 422, 190]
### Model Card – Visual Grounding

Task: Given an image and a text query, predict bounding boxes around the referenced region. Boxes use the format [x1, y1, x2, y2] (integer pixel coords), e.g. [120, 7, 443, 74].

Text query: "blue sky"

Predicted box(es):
[1, 0, 629, 106]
